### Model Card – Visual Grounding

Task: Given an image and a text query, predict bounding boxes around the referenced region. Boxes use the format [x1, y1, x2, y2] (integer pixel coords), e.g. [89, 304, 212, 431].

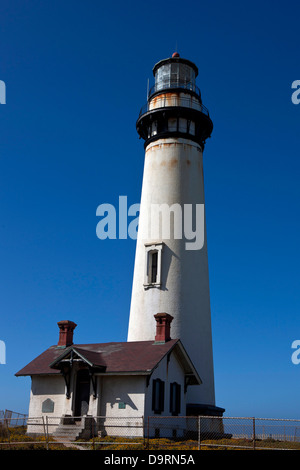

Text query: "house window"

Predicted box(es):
[152, 379, 165, 414]
[144, 243, 163, 288]
[170, 382, 181, 416]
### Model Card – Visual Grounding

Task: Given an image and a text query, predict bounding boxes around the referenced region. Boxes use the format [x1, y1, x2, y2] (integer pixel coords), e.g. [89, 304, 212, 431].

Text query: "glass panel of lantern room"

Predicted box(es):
[171, 62, 179, 86]
[156, 64, 171, 91]
[179, 64, 195, 90]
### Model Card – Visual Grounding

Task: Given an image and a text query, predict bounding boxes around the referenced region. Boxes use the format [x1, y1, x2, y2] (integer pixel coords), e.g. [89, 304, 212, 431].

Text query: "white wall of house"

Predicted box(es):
[29, 375, 66, 415]
[145, 349, 186, 417]
[98, 375, 146, 437]
[144, 349, 188, 438]
[27, 375, 67, 434]
[99, 375, 146, 417]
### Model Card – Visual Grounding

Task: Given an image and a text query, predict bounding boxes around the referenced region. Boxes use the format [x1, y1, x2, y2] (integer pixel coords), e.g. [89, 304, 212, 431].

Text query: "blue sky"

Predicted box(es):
[0, 0, 299, 419]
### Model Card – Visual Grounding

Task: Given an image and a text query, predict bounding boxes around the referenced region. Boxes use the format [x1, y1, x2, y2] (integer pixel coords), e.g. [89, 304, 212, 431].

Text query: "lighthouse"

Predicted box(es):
[127, 53, 222, 416]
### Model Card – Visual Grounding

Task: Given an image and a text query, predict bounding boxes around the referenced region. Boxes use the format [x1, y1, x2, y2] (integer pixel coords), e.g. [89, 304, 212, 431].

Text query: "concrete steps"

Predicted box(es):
[53, 417, 94, 441]
[53, 424, 84, 441]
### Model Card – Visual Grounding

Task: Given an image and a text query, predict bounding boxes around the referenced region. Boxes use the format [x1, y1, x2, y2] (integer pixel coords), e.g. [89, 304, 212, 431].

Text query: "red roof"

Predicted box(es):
[15, 340, 180, 377]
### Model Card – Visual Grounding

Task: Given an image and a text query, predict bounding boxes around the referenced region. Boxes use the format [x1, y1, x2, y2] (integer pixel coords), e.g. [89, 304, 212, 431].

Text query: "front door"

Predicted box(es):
[74, 369, 90, 417]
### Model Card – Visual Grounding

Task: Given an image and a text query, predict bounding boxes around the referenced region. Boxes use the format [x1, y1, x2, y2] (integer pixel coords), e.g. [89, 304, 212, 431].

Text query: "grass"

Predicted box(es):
[87, 435, 300, 451]
[0, 425, 77, 450]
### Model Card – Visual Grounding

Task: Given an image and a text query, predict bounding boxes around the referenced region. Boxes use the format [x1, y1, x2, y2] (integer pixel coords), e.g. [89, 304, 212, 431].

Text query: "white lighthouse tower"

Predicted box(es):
[127, 53, 223, 416]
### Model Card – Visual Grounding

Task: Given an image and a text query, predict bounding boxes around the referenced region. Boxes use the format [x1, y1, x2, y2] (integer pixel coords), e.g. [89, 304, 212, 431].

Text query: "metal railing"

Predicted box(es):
[148, 80, 201, 99]
[138, 96, 210, 119]
[0, 409, 27, 426]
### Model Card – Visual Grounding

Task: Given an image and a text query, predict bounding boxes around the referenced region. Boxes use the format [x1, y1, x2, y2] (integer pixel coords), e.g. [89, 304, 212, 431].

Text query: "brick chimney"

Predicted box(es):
[57, 320, 77, 347]
[154, 313, 173, 343]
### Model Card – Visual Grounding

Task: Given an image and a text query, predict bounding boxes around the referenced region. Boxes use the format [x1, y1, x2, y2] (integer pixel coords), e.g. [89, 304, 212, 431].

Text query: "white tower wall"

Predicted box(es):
[127, 137, 215, 406]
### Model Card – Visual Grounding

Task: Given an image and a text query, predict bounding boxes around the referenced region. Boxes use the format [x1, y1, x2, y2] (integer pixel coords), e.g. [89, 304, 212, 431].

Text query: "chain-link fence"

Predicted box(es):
[1, 415, 300, 450]
[0, 410, 27, 426]
[146, 416, 300, 450]
[0, 416, 146, 450]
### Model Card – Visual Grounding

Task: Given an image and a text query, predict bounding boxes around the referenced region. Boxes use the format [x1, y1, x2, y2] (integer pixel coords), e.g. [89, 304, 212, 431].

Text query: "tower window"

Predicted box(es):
[170, 382, 181, 416]
[144, 242, 163, 288]
[150, 251, 158, 283]
[152, 379, 165, 414]
[151, 121, 158, 136]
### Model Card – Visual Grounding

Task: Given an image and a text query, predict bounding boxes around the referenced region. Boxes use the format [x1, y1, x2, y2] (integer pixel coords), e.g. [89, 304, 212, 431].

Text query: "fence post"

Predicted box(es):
[142, 416, 145, 449]
[42, 416, 46, 449]
[147, 416, 150, 450]
[198, 416, 201, 450]
[5, 418, 10, 446]
[45, 416, 49, 450]
[252, 417, 256, 450]
[92, 419, 95, 450]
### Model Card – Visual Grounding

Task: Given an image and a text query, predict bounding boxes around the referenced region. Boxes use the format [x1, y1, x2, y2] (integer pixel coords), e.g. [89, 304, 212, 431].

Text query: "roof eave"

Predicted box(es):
[94, 371, 152, 376]
[173, 341, 202, 385]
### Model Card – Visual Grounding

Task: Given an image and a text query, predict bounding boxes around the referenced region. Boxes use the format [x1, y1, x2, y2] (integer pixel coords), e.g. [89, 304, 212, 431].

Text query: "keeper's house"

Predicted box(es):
[15, 314, 201, 438]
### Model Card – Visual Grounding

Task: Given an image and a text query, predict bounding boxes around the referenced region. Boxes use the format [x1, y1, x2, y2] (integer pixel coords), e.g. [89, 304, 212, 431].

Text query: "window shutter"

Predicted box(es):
[170, 383, 174, 413]
[152, 380, 156, 412]
[170, 382, 181, 415]
[152, 379, 165, 414]
[176, 383, 181, 415]
[160, 380, 165, 413]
